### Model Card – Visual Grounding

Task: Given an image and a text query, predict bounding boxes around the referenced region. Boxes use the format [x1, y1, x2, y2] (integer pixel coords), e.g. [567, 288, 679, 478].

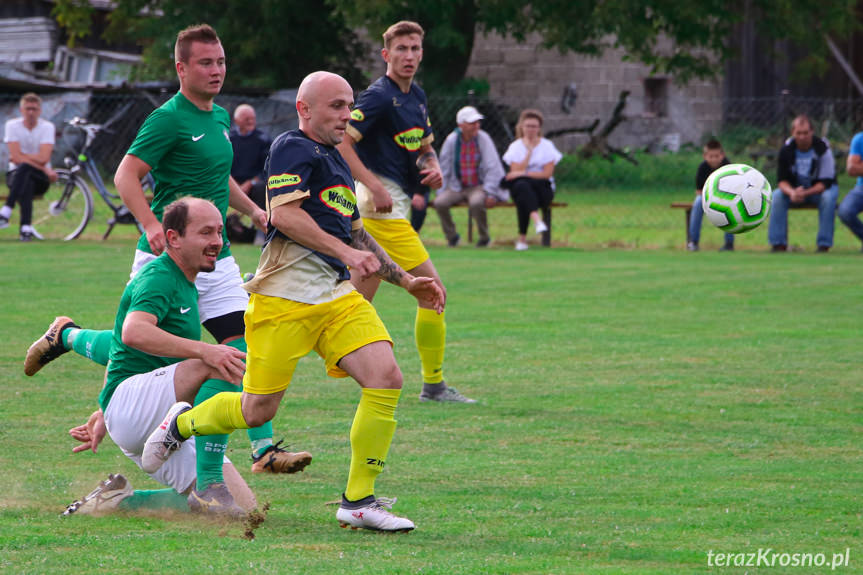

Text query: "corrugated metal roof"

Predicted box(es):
[0, 17, 56, 64]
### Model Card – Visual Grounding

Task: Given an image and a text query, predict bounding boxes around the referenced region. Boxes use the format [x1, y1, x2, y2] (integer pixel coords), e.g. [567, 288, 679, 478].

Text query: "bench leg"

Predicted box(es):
[684, 208, 691, 244]
[541, 206, 551, 246]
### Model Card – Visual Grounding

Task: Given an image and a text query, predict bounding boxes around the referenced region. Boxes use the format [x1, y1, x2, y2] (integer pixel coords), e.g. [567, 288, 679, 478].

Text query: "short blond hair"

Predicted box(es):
[383, 21, 424, 49]
[20, 92, 41, 107]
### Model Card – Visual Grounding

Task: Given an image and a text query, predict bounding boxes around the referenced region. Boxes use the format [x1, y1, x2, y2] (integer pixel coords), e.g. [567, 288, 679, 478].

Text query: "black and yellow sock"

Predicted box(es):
[415, 307, 446, 384]
[344, 388, 401, 501]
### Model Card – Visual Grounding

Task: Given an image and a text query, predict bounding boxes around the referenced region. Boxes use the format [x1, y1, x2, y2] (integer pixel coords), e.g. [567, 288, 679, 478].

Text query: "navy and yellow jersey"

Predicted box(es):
[127, 92, 233, 258]
[244, 129, 362, 304]
[346, 75, 434, 191]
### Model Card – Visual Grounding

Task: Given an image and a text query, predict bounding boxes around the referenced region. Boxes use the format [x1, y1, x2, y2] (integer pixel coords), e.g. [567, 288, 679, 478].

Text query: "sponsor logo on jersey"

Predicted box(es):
[351, 109, 365, 122]
[393, 127, 424, 151]
[268, 173, 302, 190]
[320, 185, 357, 216]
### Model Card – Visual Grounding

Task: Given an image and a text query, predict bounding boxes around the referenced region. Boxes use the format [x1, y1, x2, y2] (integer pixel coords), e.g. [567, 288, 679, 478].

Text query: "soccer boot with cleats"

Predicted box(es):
[251, 440, 313, 474]
[419, 382, 477, 404]
[24, 316, 79, 376]
[62, 473, 133, 516]
[187, 482, 246, 518]
[141, 402, 191, 473]
[336, 494, 415, 532]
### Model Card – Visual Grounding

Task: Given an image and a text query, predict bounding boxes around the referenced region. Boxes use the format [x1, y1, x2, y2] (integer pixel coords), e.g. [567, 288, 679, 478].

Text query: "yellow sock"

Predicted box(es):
[344, 388, 401, 501]
[176, 392, 249, 437]
[415, 307, 445, 384]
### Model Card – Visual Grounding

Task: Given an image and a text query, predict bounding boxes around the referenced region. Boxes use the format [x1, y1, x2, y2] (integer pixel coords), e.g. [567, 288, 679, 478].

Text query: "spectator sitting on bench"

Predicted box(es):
[433, 106, 506, 247]
[768, 115, 838, 253]
[837, 129, 863, 250]
[1, 92, 58, 241]
[502, 109, 562, 251]
[687, 138, 735, 252]
[229, 103, 270, 245]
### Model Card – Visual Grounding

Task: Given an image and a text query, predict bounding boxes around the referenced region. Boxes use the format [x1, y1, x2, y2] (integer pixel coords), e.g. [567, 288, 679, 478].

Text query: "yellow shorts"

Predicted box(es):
[242, 290, 392, 395]
[361, 217, 429, 272]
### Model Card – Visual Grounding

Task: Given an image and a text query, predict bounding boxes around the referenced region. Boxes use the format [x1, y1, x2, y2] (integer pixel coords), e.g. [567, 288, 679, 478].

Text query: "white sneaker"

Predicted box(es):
[534, 220, 548, 234]
[515, 241, 529, 251]
[62, 473, 133, 516]
[141, 401, 191, 473]
[0, 214, 8, 229]
[336, 495, 415, 532]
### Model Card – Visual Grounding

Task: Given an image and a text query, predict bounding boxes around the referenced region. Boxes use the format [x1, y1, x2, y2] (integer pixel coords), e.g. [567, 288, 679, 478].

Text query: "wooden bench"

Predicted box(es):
[451, 200, 568, 246]
[671, 200, 818, 243]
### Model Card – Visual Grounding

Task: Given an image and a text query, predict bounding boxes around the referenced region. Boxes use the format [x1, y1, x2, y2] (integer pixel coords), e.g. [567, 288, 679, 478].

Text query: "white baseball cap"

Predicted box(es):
[456, 106, 484, 124]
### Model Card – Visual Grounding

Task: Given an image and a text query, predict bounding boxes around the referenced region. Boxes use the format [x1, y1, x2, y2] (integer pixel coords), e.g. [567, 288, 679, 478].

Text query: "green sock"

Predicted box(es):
[193, 378, 234, 491]
[226, 338, 275, 456]
[117, 489, 188, 512]
[66, 328, 113, 366]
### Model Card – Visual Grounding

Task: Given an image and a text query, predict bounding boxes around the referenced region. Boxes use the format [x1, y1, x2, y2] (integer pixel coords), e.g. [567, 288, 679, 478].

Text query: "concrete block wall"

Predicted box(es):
[465, 31, 723, 153]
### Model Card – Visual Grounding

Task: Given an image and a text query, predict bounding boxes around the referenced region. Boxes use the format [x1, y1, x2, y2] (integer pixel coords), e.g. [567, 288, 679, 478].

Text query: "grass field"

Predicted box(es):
[0, 234, 861, 573]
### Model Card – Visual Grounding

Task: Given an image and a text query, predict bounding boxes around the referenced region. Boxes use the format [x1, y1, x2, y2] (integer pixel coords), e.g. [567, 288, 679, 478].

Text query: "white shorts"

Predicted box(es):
[131, 251, 249, 323]
[103, 363, 230, 493]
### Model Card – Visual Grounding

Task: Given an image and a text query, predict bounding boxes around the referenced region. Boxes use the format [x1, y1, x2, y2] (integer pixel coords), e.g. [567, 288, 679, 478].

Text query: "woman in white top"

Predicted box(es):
[502, 109, 563, 250]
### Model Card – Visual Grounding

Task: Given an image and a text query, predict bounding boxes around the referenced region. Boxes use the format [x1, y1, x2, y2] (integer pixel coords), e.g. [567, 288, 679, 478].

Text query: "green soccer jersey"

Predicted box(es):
[128, 92, 233, 258]
[100, 253, 201, 411]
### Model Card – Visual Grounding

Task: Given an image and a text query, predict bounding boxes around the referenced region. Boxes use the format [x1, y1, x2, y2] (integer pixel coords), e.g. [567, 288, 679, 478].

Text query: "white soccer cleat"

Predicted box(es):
[141, 402, 191, 473]
[336, 495, 415, 532]
[62, 473, 133, 516]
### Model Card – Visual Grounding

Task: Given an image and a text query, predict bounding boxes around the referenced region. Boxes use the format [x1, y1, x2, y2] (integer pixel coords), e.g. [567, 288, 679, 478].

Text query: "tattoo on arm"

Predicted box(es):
[416, 149, 438, 171]
[351, 228, 406, 286]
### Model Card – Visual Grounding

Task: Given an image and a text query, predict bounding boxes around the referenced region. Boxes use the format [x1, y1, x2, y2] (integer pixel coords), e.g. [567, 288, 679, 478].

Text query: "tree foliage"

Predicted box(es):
[53, 0, 860, 90]
[333, 0, 859, 87]
[52, 0, 370, 89]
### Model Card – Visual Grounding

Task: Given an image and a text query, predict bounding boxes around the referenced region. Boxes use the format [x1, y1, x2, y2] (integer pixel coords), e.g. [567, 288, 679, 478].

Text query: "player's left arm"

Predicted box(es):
[351, 225, 444, 312]
[417, 143, 443, 189]
[228, 175, 267, 232]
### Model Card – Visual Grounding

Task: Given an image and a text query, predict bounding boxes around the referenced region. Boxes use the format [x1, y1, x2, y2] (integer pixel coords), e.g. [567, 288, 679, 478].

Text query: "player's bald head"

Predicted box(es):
[297, 71, 351, 108]
[295, 71, 354, 147]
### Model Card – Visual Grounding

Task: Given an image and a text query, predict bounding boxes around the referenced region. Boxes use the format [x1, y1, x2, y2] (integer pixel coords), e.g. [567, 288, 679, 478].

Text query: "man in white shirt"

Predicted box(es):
[2, 92, 58, 241]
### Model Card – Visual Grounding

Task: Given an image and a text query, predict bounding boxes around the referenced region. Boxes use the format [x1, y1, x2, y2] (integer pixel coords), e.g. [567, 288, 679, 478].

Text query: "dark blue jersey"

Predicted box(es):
[266, 129, 359, 280]
[347, 75, 434, 190]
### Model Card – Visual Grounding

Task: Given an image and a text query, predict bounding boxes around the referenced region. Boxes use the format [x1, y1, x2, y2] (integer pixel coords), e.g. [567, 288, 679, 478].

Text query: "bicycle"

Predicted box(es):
[31, 112, 153, 240]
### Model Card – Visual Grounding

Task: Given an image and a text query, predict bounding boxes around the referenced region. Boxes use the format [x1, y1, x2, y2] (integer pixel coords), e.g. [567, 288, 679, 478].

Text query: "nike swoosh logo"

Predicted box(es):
[180, 307, 191, 314]
[192, 134, 205, 141]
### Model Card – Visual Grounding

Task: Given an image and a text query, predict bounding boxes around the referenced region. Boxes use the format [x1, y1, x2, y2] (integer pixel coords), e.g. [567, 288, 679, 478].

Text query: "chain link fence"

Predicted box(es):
[2, 90, 862, 249]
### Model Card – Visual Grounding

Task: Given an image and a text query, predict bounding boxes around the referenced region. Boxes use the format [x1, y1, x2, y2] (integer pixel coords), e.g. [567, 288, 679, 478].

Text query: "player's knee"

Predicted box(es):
[379, 361, 403, 390]
[240, 396, 279, 427]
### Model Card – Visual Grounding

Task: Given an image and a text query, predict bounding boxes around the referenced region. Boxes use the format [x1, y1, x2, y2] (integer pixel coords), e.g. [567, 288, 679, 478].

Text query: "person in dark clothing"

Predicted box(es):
[230, 103, 271, 212]
[768, 115, 838, 252]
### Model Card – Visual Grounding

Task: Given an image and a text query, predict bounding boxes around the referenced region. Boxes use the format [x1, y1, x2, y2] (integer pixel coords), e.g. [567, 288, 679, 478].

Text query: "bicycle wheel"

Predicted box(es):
[31, 169, 93, 240]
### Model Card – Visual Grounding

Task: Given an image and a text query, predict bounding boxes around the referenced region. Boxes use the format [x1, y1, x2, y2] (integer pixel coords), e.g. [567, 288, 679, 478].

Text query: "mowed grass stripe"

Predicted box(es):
[0, 242, 859, 574]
